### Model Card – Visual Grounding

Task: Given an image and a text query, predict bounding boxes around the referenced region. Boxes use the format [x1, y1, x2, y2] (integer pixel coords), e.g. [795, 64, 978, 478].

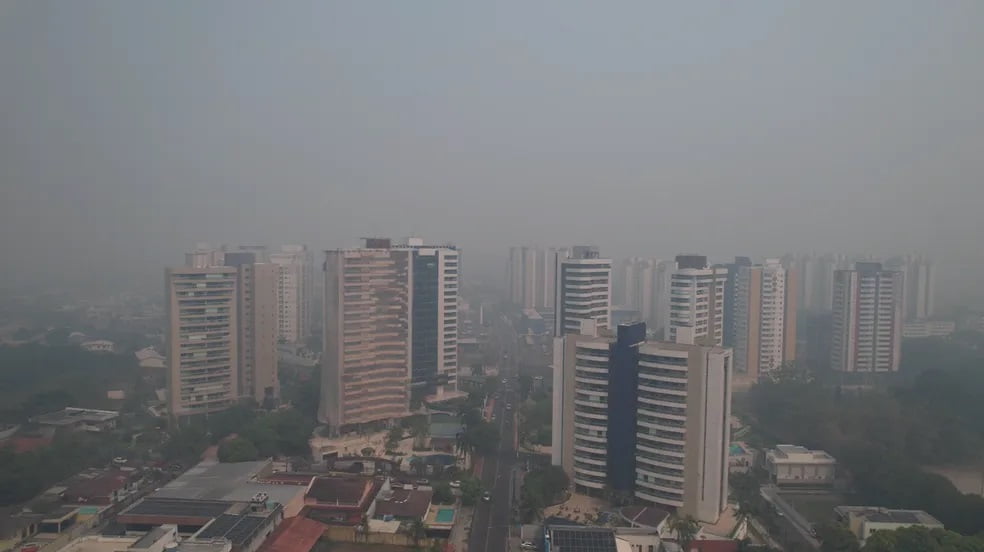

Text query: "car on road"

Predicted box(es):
[416, 479, 429, 486]
[506, 403, 512, 410]
[521, 541, 537, 550]
[482, 491, 491, 502]
[502, 378, 508, 384]
[449, 480, 461, 488]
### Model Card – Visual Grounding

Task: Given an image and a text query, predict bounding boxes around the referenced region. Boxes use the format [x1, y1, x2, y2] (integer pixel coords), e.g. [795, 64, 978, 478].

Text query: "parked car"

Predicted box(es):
[416, 479, 429, 486]
[482, 491, 491, 502]
[449, 480, 461, 489]
[521, 542, 537, 550]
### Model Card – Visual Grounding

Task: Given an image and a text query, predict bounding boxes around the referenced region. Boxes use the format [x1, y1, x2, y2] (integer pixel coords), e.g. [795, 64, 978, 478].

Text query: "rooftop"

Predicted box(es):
[305, 476, 380, 506]
[153, 460, 304, 506]
[374, 489, 432, 519]
[130, 525, 177, 550]
[33, 408, 119, 426]
[258, 516, 325, 552]
[548, 525, 617, 552]
[63, 468, 135, 503]
[194, 506, 281, 546]
[619, 505, 670, 529]
[769, 444, 836, 462]
[118, 498, 236, 525]
[835, 506, 943, 526]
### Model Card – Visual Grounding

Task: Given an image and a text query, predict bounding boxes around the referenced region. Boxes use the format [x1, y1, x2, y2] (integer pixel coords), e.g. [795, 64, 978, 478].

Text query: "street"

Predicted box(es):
[468, 312, 520, 552]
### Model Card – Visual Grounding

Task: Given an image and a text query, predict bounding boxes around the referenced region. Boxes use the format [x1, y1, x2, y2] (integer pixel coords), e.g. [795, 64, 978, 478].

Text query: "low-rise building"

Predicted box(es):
[81, 340, 115, 353]
[33, 408, 119, 433]
[834, 506, 943, 545]
[135, 347, 165, 369]
[257, 516, 326, 552]
[765, 444, 836, 487]
[62, 467, 140, 507]
[373, 488, 432, 522]
[301, 476, 383, 526]
[902, 319, 956, 339]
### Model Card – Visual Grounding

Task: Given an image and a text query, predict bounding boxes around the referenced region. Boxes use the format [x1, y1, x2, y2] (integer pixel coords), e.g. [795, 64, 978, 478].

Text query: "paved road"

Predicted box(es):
[469, 311, 520, 552]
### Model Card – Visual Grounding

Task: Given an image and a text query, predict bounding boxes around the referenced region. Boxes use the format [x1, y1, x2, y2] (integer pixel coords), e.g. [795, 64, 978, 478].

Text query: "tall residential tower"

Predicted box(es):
[831, 262, 903, 373]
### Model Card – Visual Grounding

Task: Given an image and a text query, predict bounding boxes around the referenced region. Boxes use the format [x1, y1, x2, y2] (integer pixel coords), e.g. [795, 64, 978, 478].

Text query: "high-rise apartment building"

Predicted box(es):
[731, 259, 798, 378]
[552, 322, 732, 523]
[831, 262, 903, 373]
[553, 246, 612, 337]
[402, 238, 460, 399]
[165, 265, 240, 420]
[508, 246, 565, 310]
[321, 240, 411, 433]
[223, 251, 280, 406]
[666, 255, 727, 345]
[719, 257, 751, 348]
[885, 255, 935, 321]
[615, 258, 661, 326]
[270, 245, 313, 344]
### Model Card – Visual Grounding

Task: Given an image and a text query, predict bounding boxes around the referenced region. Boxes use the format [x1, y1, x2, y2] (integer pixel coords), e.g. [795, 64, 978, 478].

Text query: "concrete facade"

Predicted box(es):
[766, 444, 836, 487]
[554, 247, 612, 337]
[831, 262, 903, 372]
[666, 255, 727, 346]
[731, 260, 798, 378]
[320, 244, 411, 432]
[166, 266, 239, 419]
[269, 245, 313, 345]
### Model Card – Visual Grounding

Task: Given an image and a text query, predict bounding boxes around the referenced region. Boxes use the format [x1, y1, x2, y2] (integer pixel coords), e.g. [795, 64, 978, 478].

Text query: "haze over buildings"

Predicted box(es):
[2, 3, 983, 305]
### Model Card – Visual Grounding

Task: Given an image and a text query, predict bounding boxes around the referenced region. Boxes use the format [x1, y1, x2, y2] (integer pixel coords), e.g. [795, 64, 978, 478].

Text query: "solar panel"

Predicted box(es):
[550, 527, 617, 552]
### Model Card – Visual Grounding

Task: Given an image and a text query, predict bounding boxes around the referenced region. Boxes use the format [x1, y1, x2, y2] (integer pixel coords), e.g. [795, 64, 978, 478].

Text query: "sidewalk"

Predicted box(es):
[450, 504, 475, 552]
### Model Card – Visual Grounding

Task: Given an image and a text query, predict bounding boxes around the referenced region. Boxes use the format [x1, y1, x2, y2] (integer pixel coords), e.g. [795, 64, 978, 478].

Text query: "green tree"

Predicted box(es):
[386, 426, 403, 452]
[407, 519, 427, 548]
[218, 437, 259, 462]
[816, 522, 859, 552]
[670, 515, 700, 552]
[459, 476, 483, 506]
[433, 481, 454, 505]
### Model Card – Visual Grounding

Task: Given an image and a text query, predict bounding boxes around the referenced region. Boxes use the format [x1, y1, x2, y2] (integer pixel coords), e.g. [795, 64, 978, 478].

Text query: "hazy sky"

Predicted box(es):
[2, 2, 983, 295]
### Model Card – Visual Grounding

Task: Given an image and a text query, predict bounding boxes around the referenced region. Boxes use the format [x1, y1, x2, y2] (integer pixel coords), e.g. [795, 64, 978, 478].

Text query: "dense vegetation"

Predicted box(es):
[519, 465, 569, 522]
[0, 431, 130, 505]
[745, 361, 984, 535]
[0, 344, 141, 420]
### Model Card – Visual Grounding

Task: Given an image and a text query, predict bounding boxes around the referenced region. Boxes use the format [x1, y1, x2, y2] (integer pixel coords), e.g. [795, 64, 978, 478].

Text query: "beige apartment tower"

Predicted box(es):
[732, 259, 798, 379]
[166, 266, 240, 419]
[321, 242, 411, 433]
[831, 262, 903, 372]
[270, 245, 313, 344]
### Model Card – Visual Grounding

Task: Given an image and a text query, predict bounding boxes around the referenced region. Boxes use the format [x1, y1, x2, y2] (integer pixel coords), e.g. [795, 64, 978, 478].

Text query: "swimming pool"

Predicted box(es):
[435, 508, 455, 523]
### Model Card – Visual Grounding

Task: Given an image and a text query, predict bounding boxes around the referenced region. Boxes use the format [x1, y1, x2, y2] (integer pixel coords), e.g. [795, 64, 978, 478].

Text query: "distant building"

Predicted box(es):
[731, 259, 798, 378]
[666, 255, 727, 345]
[834, 506, 943, 545]
[885, 255, 935, 321]
[902, 319, 955, 338]
[269, 245, 314, 345]
[135, 347, 165, 369]
[520, 309, 547, 336]
[33, 408, 119, 433]
[80, 339, 115, 353]
[766, 444, 836, 487]
[508, 246, 567, 310]
[728, 442, 755, 474]
[831, 262, 903, 372]
[553, 246, 612, 337]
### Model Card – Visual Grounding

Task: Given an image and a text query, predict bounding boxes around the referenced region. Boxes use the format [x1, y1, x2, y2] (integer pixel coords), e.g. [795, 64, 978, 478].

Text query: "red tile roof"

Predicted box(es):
[259, 516, 325, 552]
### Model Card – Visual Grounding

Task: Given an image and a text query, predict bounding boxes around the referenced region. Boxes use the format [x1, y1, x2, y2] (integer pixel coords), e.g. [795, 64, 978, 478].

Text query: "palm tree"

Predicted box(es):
[670, 515, 700, 552]
[408, 519, 427, 548]
[357, 514, 370, 543]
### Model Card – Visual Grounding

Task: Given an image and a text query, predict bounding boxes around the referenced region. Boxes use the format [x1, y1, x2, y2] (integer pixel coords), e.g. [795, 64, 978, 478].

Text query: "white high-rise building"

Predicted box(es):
[508, 246, 565, 310]
[666, 255, 727, 345]
[831, 262, 903, 372]
[269, 245, 313, 345]
[552, 321, 733, 523]
[166, 265, 239, 420]
[732, 259, 798, 378]
[615, 258, 660, 325]
[553, 246, 612, 337]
